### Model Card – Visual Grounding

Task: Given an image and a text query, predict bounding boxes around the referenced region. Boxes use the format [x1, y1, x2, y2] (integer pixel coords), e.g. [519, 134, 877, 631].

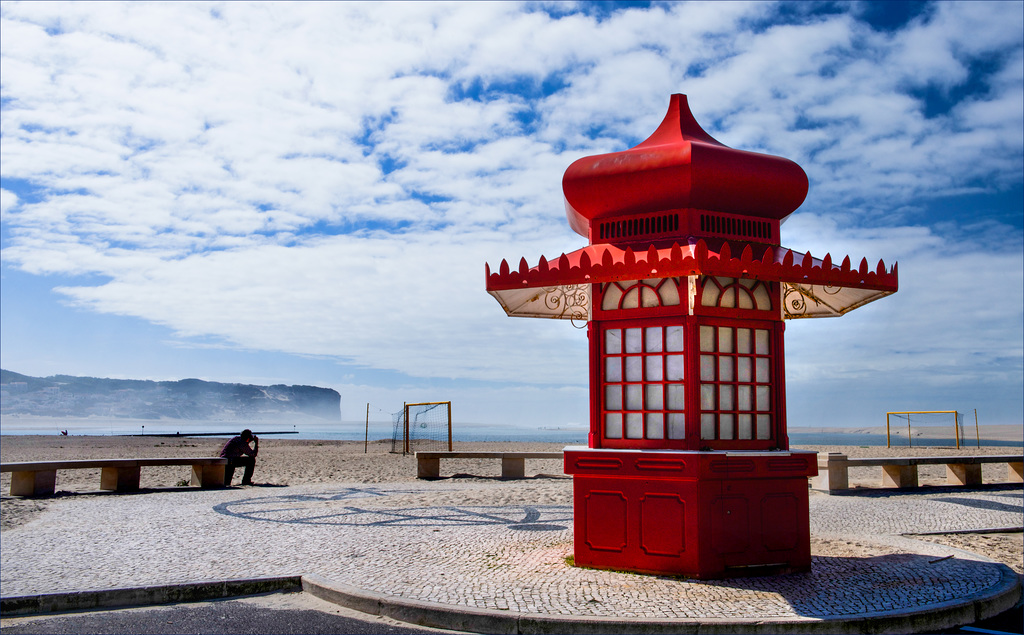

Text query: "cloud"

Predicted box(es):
[45, 233, 590, 386]
[784, 213, 1022, 383]
[0, 189, 18, 216]
[1, 1, 1021, 428]
[781, 210, 1022, 426]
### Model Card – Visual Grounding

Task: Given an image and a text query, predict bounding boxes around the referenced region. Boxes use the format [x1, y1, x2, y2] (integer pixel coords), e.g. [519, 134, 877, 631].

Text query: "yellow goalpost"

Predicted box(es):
[391, 401, 453, 455]
[885, 410, 979, 449]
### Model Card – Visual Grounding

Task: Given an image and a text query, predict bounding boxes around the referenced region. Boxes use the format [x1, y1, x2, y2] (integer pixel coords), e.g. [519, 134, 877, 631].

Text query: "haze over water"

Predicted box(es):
[2, 417, 1020, 447]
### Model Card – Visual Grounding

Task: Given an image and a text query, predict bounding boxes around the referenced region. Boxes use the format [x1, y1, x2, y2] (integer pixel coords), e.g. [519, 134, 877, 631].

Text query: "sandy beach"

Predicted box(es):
[2, 435, 1021, 574]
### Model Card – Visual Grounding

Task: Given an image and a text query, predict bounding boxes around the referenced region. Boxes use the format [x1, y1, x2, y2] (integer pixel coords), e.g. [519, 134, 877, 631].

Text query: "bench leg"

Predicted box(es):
[101, 466, 141, 492]
[810, 453, 848, 493]
[501, 457, 525, 480]
[11, 470, 56, 497]
[417, 457, 440, 479]
[1009, 462, 1023, 484]
[882, 465, 918, 488]
[191, 464, 226, 488]
[946, 463, 982, 486]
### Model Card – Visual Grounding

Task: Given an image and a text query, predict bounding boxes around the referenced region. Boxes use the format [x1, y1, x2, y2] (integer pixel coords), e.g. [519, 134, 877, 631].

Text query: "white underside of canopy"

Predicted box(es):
[780, 282, 894, 318]
[488, 284, 592, 321]
[488, 280, 893, 320]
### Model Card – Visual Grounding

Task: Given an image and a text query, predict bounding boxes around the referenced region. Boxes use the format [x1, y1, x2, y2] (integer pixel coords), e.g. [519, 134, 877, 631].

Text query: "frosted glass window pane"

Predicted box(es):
[738, 414, 753, 439]
[720, 414, 735, 439]
[658, 279, 681, 307]
[753, 284, 771, 310]
[602, 284, 623, 311]
[756, 358, 769, 383]
[645, 413, 664, 439]
[625, 385, 643, 410]
[719, 385, 734, 410]
[625, 328, 642, 353]
[605, 329, 621, 354]
[622, 289, 639, 309]
[666, 355, 684, 381]
[720, 290, 735, 308]
[737, 328, 751, 354]
[625, 413, 644, 439]
[667, 385, 685, 411]
[645, 327, 663, 352]
[757, 414, 771, 439]
[718, 327, 734, 353]
[756, 386, 770, 411]
[605, 385, 622, 410]
[755, 329, 769, 354]
[645, 385, 663, 410]
[641, 286, 660, 308]
[668, 413, 685, 439]
[737, 288, 753, 309]
[738, 385, 752, 411]
[700, 355, 715, 381]
[738, 357, 752, 382]
[605, 358, 621, 382]
[701, 280, 720, 307]
[666, 325, 684, 352]
[605, 414, 622, 439]
[646, 356, 663, 381]
[718, 357, 734, 382]
[719, 278, 735, 308]
[700, 326, 715, 352]
[701, 414, 716, 439]
[625, 356, 642, 381]
[701, 385, 716, 410]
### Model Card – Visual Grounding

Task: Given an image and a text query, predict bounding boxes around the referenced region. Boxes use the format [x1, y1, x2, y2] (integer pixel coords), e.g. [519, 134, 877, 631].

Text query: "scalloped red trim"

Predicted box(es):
[485, 239, 897, 292]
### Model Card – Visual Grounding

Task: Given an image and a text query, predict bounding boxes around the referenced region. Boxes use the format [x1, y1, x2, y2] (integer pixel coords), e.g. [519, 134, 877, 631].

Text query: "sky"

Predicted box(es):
[1, 1, 1021, 432]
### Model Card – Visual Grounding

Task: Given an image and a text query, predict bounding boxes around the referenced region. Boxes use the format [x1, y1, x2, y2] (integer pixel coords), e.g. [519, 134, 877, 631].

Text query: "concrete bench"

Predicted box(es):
[415, 451, 563, 480]
[0, 458, 229, 496]
[811, 453, 1024, 493]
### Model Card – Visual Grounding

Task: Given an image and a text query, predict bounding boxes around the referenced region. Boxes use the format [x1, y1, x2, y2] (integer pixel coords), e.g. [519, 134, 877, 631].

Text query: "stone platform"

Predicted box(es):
[1, 481, 1020, 633]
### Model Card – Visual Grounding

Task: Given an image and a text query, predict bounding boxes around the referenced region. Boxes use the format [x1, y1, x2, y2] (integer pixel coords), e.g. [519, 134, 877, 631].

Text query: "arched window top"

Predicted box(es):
[601, 278, 683, 312]
[699, 276, 772, 312]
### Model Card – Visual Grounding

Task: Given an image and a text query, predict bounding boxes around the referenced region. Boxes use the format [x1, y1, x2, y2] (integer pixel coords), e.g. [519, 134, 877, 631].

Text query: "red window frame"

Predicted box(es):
[592, 316, 784, 451]
[595, 318, 690, 450]
[695, 318, 779, 450]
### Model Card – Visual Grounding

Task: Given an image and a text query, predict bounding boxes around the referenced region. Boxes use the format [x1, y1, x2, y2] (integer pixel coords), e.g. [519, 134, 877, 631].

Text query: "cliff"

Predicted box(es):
[0, 370, 341, 421]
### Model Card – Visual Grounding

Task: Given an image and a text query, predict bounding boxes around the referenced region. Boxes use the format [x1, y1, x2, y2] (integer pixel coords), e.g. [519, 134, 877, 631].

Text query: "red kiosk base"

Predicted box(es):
[564, 447, 818, 579]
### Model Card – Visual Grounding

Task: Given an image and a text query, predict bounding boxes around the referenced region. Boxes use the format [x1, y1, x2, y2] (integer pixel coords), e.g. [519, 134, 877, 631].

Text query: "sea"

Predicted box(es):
[0, 418, 1020, 447]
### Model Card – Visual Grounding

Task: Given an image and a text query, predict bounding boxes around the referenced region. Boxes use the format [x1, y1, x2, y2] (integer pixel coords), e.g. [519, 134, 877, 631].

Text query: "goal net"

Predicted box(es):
[886, 411, 976, 448]
[390, 401, 452, 454]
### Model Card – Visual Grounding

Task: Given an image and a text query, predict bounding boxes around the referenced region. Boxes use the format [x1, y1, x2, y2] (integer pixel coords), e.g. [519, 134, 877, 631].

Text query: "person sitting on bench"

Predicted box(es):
[220, 429, 258, 486]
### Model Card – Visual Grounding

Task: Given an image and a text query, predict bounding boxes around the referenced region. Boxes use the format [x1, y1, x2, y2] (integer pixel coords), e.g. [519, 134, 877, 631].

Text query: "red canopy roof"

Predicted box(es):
[486, 239, 897, 292]
[485, 239, 897, 320]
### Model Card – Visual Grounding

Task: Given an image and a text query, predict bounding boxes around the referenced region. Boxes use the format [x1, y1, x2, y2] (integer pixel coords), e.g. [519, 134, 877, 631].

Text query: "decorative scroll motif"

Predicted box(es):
[542, 284, 590, 324]
[783, 284, 841, 318]
[601, 277, 682, 311]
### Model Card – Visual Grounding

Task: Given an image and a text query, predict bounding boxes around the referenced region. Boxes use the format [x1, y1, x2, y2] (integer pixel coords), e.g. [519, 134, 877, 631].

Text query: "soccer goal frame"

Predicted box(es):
[885, 410, 978, 449]
[396, 401, 453, 455]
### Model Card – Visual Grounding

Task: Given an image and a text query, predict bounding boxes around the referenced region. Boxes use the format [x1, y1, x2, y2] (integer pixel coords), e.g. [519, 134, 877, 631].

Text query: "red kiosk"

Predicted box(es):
[486, 95, 898, 578]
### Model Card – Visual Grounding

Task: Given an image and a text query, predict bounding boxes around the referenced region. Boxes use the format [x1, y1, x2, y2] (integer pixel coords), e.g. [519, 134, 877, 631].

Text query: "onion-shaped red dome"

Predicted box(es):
[563, 94, 809, 239]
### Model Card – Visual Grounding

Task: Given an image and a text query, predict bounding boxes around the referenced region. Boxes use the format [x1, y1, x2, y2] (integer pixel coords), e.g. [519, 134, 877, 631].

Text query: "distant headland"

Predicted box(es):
[0, 370, 340, 421]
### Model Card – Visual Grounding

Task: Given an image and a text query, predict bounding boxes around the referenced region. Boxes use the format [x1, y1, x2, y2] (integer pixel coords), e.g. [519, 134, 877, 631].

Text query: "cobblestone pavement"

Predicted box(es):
[1, 483, 1021, 622]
